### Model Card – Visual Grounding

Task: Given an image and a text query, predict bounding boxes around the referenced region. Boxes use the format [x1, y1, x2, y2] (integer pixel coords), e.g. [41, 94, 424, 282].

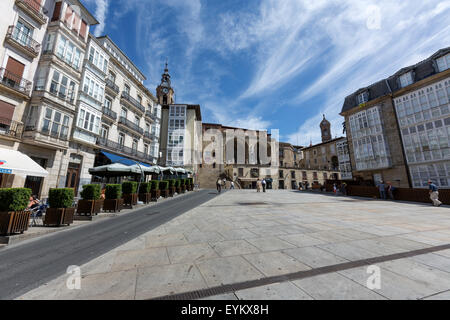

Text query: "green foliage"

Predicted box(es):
[122, 181, 138, 194]
[105, 184, 121, 200]
[139, 182, 151, 194]
[48, 188, 74, 208]
[159, 181, 169, 190]
[150, 180, 160, 190]
[0, 188, 32, 212]
[168, 179, 176, 187]
[80, 184, 101, 200]
[174, 180, 181, 188]
[179, 179, 185, 186]
[188, 178, 193, 185]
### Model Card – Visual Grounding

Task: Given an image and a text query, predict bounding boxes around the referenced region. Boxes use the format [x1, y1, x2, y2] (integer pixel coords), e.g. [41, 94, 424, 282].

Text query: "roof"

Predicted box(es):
[341, 46, 450, 114]
[301, 137, 345, 151]
[202, 123, 270, 135]
[71, 0, 99, 25]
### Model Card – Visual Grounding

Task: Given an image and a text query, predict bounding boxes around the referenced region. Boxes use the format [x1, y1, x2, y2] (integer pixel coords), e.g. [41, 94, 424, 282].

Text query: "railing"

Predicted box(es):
[144, 131, 156, 141]
[15, 0, 46, 23]
[102, 107, 117, 120]
[0, 117, 24, 139]
[145, 110, 157, 121]
[40, 127, 69, 141]
[121, 91, 145, 113]
[118, 116, 144, 135]
[6, 25, 41, 56]
[105, 78, 119, 94]
[0, 68, 32, 95]
[96, 137, 155, 163]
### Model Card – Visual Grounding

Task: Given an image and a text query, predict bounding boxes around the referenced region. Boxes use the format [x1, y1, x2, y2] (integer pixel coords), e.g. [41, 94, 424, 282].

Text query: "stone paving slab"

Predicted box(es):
[17, 190, 450, 300]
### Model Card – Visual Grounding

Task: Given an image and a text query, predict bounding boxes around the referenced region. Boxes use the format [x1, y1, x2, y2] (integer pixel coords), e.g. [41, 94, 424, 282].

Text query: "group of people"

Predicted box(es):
[216, 178, 235, 193]
[256, 179, 267, 193]
[376, 180, 442, 207]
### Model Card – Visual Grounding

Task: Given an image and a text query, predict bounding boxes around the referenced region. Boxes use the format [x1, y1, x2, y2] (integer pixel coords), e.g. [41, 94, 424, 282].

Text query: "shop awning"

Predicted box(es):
[88, 163, 142, 177]
[100, 151, 151, 167]
[128, 164, 161, 175]
[158, 166, 176, 174]
[0, 148, 48, 177]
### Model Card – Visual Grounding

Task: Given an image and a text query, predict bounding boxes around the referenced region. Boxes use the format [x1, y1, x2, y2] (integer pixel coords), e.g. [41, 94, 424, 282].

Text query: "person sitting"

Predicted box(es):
[27, 195, 40, 210]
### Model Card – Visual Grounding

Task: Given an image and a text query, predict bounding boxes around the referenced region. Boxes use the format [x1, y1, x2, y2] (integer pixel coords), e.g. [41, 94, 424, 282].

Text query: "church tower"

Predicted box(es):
[156, 62, 174, 106]
[320, 114, 332, 142]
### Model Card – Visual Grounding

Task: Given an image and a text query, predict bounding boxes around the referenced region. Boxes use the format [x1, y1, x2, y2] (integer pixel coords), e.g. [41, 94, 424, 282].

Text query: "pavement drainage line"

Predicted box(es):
[151, 243, 450, 300]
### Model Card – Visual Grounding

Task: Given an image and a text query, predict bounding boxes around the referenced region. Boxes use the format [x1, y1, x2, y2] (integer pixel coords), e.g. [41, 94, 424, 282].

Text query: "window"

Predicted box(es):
[238, 168, 244, 177]
[43, 33, 55, 53]
[100, 125, 108, 139]
[135, 116, 140, 126]
[83, 75, 104, 103]
[436, 54, 450, 72]
[104, 97, 112, 110]
[88, 46, 108, 72]
[399, 72, 414, 88]
[144, 144, 149, 155]
[124, 84, 130, 95]
[132, 139, 138, 151]
[121, 108, 127, 119]
[56, 36, 81, 69]
[14, 20, 34, 48]
[41, 108, 69, 139]
[118, 133, 125, 146]
[77, 107, 101, 134]
[357, 92, 369, 105]
[50, 70, 76, 102]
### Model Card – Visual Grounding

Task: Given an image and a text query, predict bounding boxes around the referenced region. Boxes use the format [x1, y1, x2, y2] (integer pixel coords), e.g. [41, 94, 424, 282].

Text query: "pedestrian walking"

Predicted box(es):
[386, 181, 395, 200]
[262, 179, 266, 192]
[223, 178, 227, 189]
[256, 179, 262, 192]
[377, 180, 386, 200]
[230, 181, 235, 189]
[341, 182, 347, 196]
[333, 183, 337, 195]
[428, 180, 442, 207]
[216, 178, 222, 194]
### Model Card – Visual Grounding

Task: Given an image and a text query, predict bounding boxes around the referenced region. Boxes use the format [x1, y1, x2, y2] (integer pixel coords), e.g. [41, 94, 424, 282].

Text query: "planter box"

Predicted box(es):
[188, 184, 194, 191]
[0, 211, 31, 236]
[139, 193, 152, 204]
[169, 187, 176, 197]
[151, 190, 161, 202]
[180, 186, 186, 193]
[103, 199, 124, 212]
[44, 208, 75, 227]
[76, 199, 104, 216]
[160, 190, 169, 198]
[123, 194, 138, 207]
[176, 187, 181, 194]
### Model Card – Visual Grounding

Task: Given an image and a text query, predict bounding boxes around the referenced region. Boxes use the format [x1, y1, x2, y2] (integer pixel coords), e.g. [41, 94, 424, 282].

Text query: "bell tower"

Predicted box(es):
[320, 114, 332, 142]
[156, 61, 174, 106]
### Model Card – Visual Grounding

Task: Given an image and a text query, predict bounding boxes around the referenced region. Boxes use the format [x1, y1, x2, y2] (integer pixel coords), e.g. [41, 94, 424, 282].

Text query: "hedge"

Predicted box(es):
[122, 181, 138, 194]
[105, 184, 122, 200]
[188, 178, 193, 185]
[179, 179, 185, 186]
[48, 188, 74, 208]
[80, 184, 101, 200]
[175, 180, 181, 187]
[151, 180, 160, 190]
[139, 182, 151, 194]
[159, 181, 169, 190]
[0, 188, 32, 212]
[168, 179, 176, 187]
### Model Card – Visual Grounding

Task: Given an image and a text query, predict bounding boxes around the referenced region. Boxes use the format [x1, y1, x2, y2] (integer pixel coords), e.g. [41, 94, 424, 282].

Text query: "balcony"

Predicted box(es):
[5, 26, 41, 58]
[121, 91, 145, 114]
[102, 107, 117, 121]
[0, 118, 24, 140]
[96, 137, 155, 164]
[118, 116, 144, 135]
[15, 0, 47, 25]
[23, 123, 70, 149]
[144, 110, 157, 121]
[105, 78, 119, 96]
[143, 131, 156, 141]
[0, 68, 32, 97]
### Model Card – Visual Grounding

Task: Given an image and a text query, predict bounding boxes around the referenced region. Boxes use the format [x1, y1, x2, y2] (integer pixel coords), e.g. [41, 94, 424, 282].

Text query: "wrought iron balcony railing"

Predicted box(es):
[0, 117, 24, 139]
[121, 91, 145, 113]
[144, 131, 157, 141]
[105, 78, 119, 94]
[102, 107, 117, 121]
[96, 137, 155, 164]
[6, 25, 41, 57]
[118, 116, 144, 135]
[0, 68, 32, 96]
[145, 110, 157, 121]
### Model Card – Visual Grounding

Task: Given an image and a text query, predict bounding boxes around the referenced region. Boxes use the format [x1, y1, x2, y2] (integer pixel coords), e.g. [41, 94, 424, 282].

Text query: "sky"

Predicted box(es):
[83, 0, 450, 145]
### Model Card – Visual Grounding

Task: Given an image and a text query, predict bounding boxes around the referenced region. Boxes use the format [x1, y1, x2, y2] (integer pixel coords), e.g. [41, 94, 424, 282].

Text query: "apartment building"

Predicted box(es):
[95, 35, 161, 172]
[390, 48, 450, 189]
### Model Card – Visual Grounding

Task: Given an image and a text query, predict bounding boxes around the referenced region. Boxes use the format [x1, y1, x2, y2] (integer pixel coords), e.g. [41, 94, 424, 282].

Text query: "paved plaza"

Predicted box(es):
[18, 190, 450, 300]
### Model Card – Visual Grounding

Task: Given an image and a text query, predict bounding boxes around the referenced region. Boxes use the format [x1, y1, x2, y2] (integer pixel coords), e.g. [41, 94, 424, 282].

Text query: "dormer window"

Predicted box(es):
[436, 53, 450, 72]
[357, 91, 369, 105]
[399, 71, 413, 88]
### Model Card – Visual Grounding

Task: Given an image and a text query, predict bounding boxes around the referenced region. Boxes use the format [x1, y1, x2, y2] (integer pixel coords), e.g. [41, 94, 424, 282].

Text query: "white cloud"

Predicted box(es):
[91, 0, 109, 37]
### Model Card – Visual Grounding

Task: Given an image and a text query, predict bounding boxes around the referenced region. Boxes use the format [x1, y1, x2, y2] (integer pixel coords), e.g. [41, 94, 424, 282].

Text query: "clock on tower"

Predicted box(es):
[156, 62, 174, 106]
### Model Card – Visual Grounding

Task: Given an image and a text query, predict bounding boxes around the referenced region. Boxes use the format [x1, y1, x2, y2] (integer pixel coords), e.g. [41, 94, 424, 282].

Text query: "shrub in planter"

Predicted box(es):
[150, 180, 160, 201]
[77, 184, 103, 216]
[0, 188, 32, 236]
[179, 179, 186, 193]
[103, 184, 124, 212]
[45, 188, 75, 227]
[174, 179, 181, 194]
[122, 181, 138, 206]
[159, 181, 169, 198]
[139, 182, 152, 204]
[168, 179, 176, 197]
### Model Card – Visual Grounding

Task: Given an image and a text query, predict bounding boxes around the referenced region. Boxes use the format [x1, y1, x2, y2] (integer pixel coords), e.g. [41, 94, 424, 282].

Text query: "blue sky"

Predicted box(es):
[83, 0, 450, 145]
